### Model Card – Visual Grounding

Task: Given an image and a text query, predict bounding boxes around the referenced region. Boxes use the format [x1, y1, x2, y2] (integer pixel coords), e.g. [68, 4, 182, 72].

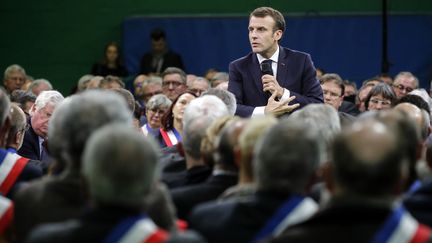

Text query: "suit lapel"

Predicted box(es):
[276, 47, 289, 87]
[249, 54, 266, 95]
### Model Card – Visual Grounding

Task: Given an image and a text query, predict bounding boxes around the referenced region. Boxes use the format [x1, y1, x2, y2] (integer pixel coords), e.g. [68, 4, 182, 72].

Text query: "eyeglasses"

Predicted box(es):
[393, 84, 414, 93]
[148, 108, 167, 115]
[369, 98, 392, 106]
[162, 80, 183, 88]
[323, 90, 342, 98]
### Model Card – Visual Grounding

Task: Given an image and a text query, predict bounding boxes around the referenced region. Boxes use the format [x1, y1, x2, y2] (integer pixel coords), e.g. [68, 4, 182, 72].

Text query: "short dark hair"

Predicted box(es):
[397, 94, 430, 113]
[150, 28, 166, 41]
[365, 83, 396, 110]
[320, 73, 345, 96]
[250, 7, 286, 33]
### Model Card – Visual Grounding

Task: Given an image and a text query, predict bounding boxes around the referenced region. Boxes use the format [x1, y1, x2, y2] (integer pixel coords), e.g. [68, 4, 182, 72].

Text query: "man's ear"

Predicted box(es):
[322, 161, 335, 194]
[273, 30, 283, 41]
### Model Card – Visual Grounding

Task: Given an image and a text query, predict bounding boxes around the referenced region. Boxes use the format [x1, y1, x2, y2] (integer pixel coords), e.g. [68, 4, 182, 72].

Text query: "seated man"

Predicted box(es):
[271, 114, 432, 243]
[26, 125, 191, 242]
[189, 119, 322, 243]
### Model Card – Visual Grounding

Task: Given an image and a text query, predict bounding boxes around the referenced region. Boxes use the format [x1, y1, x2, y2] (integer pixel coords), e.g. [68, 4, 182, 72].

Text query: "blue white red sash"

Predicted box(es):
[104, 214, 168, 243]
[0, 150, 29, 195]
[371, 206, 431, 243]
[141, 124, 149, 136]
[0, 196, 13, 234]
[250, 195, 318, 243]
[159, 128, 181, 147]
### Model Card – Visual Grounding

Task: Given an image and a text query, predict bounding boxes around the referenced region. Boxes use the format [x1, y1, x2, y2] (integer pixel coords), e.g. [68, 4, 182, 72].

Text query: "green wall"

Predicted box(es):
[1, 0, 431, 95]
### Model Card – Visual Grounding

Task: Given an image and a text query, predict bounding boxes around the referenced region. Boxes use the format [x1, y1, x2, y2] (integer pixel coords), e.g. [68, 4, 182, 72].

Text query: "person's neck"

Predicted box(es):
[185, 154, 205, 170]
[173, 119, 182, 134]
[260, 45, 278, 59]
[239, 169, 253, 185]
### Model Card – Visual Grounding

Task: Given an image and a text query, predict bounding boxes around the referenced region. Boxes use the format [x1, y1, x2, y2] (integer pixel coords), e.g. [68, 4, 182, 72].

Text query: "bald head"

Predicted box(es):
[394, 103, 422, 127]
[332, 119, 407, 197]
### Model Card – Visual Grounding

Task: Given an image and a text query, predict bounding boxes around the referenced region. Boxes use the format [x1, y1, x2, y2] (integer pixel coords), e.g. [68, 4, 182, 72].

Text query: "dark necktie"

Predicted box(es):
[261, 59, 273, 76]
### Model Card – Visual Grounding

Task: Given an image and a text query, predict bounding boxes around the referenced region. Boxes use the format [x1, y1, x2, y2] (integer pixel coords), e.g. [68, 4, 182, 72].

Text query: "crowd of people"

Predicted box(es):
[1, 5, 432, 243]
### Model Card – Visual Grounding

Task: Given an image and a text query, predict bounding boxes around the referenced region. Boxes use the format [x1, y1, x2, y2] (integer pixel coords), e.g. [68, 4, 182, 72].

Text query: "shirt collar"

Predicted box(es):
[257, 45, 279, 64]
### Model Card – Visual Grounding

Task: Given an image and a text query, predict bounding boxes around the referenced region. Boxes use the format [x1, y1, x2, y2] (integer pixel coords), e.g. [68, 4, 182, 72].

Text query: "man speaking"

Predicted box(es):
[228, 7, 323, 117]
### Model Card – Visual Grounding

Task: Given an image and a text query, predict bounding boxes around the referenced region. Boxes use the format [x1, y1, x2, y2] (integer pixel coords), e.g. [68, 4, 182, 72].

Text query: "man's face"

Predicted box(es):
[189, 79, 209, 96]
[142, 84, 162, 102]
[248, 16, 282, 58]
[4, 71, 25, 93]
[152, 39, 166, 54]
[392, 76, 416, 99]
[30, 103, 55, 138]
[321, 81, 343, 110]
[162, 73, 186, 101]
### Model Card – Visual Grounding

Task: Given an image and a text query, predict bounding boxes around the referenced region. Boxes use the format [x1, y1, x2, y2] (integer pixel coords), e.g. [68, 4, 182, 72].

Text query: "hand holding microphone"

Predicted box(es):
[261, 60, 283, 98]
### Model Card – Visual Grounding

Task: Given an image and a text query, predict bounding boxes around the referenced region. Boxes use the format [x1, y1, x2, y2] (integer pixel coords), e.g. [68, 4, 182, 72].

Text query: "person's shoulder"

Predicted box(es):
[230, 52, 255, 65]
[281, 46, 311, 58]
[26, 220, 80, 243]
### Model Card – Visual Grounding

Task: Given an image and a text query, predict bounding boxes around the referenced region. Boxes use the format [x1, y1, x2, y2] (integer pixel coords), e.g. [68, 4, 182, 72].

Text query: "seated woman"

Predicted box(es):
[159, 91, 197, 147]
[141, 94, 171, 140]
[91, 42, 128, 77]
[365, 83, 396, 111]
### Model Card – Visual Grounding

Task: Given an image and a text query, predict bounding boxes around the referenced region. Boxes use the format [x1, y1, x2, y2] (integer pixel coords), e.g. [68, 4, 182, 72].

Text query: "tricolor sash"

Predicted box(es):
[141, 124, 149, 136]
[0, 196, 13, 234]
[159, 128, 181, 147]
[250, 195, 318, 243]
[0, 150, 29, 195]
[371, 206, 431, 243]
[104, 214, 168, 243]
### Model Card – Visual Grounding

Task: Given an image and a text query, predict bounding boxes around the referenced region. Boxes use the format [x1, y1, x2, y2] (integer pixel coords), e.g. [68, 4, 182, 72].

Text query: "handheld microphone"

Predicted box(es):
[261, 61, 273, 76]
[261, 60, 273, 97]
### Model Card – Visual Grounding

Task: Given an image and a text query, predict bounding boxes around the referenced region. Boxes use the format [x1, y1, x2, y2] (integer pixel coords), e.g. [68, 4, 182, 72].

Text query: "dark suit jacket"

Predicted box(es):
[170, 174, 238, 220]
[189, 191, 296, 243]
[404, 181, 432, 228]
[269, 197, 432, 243]
[1, 149, 43, 199]
[228, 46, 323, 117]
[14, 171, 85, 243]
[17, 120, 40, 161]
[140, 50, 185, 74]
[26, 205, 204, 243]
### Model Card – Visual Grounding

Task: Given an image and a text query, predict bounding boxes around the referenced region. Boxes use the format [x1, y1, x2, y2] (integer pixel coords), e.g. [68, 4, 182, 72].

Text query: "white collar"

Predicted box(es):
[257, 45, 279, 64]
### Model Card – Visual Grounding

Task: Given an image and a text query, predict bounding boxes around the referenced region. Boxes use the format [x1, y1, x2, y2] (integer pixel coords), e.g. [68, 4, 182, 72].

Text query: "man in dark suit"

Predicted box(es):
[188, 119, 321, 243]
[228, 7, 323, 117]
[14, 90, 179, 243]
[17, 90, 64, 173]
[270, 113, 432, 243]
[26, 125, 172, 243]
[140, 28, 185, 75]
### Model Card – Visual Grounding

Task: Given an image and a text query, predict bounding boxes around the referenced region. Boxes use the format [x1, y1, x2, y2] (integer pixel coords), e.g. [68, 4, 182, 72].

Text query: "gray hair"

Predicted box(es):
[161, 67, 187, 84]
[32, 90, 64, 112]
[394, 71, 419, 88]
[7, 104, 26, 147]
[254, 119, 322, 194]
[142, 76, 163, 88]
[77, 74, 94, 92]
[183, 116, 214, 160]
[202, 88, 237, 115]
[29, 79, 53, 93]
[183, 95, 229, 127]
[4, 64, 26, 80]
[332, 119, 407, 197]
[288, 104, 340, 162]
[146, 94, 172, 110]
[0, 88, 11, 126]
[82, 124, 159, 207]
[48, 90, 132, 169]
